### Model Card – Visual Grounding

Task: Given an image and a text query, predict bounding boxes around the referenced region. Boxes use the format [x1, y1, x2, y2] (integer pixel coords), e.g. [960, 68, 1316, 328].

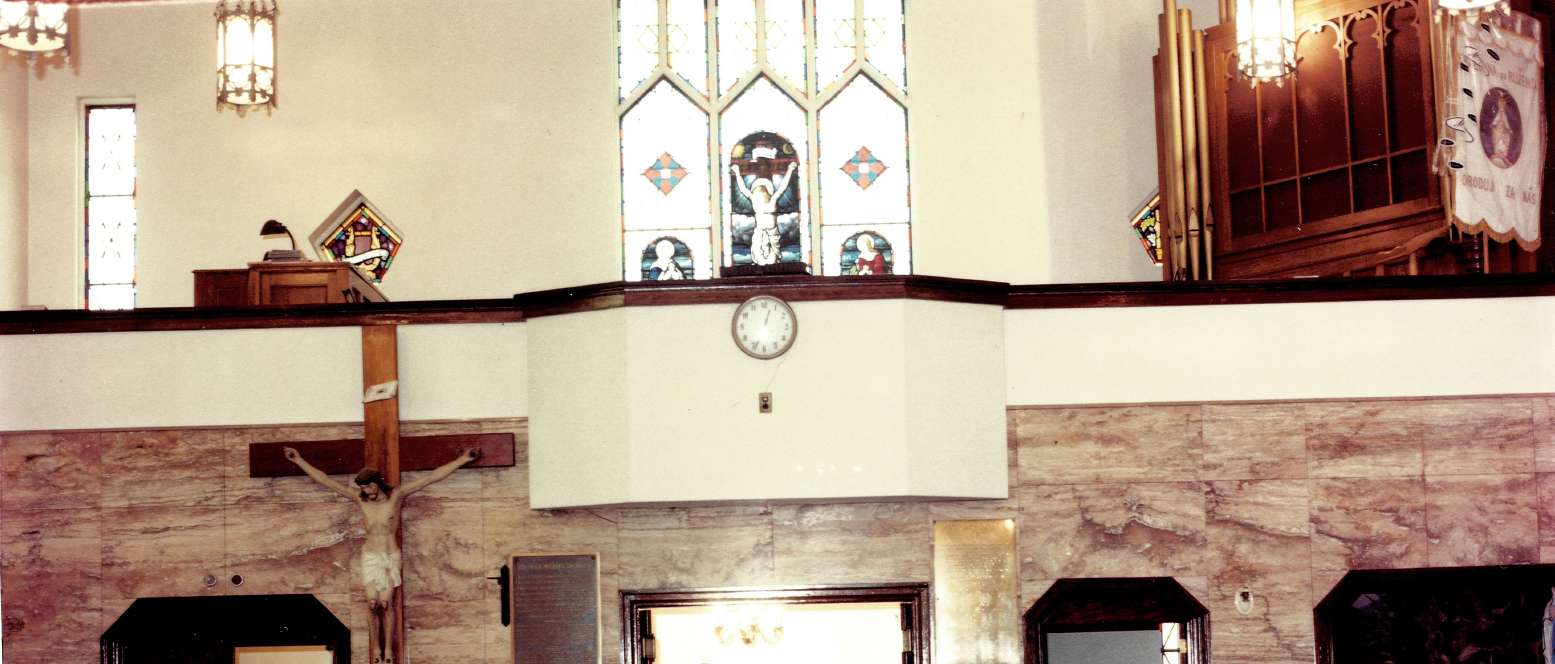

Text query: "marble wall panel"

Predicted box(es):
[402, 498, 487, 604]
[406, 598, 491, 664]
[225, 501, 360, 596]
[224, 424, 365, 506]
[617, 505, 774, 589]
[1534, 397, 1555, 473]
[1203, 404, 1308, 480]
[313, 592, 367, 664]
[1014, 406, 1202, 485]
[1207, 570, 1316, 664]
[772, 502, 932, 585]
[1421, 398, 1536, 476]
[1539, 473, 1555, 563]
[101, 505, 226, 600]
[1305, 402, 1423, 478]
[1308, 477, 1427, 571]
[0, 508, 103, 662]
[1425, 473, 1538, 567]
[0, 431, 101, 510]
[101, 428, 227, 508]
[1018, 482, 1206, 579]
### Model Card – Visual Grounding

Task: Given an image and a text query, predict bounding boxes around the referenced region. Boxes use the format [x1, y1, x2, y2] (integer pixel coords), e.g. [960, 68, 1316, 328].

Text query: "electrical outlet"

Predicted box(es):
[759, 392, 772, 413]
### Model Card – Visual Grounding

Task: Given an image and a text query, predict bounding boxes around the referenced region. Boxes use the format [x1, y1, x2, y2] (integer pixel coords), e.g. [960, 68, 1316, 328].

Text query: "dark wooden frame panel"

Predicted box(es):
[1023, 578, 1209, 664]
[621, 584, 932, 664]
[1314, 565, 1555, 664]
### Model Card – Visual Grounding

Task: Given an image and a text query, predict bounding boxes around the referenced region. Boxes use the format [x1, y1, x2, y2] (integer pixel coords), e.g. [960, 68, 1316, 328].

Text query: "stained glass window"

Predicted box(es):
[1131, 191, 1164, 266]
[619, 0, 911, 278]
[309, 192, 404, 283]
[86, 105, 137, 310]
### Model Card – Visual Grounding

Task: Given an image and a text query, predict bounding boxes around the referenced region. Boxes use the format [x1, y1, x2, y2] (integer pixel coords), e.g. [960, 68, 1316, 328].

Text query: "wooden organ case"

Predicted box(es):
[1159, 0, 1555, 279]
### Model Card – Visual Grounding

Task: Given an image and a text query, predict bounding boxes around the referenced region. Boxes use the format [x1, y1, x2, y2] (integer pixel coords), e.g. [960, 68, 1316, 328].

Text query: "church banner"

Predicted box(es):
[1443, 11, 1545, 249]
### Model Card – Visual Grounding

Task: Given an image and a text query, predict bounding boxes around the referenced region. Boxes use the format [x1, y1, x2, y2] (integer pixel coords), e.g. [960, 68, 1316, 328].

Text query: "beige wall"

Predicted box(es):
[6, 396, 1553, 664]
[20, 0, 1215, 309]
[0, 59, 26, 310]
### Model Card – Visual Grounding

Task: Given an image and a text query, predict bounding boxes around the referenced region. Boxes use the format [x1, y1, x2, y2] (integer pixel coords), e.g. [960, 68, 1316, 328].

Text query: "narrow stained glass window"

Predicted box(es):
[619, 0, 910, 278]
[1131, 192, 1164, 266]
[86, 105, 137, 310]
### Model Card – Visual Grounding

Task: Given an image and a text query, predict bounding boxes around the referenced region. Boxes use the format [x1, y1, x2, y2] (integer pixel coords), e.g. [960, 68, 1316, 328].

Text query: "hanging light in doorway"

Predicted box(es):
[713, 604, 784, 647]
[1234, 0, 1296, 86]
[0, 1, 69, 66]
[216, 0, 277, 117]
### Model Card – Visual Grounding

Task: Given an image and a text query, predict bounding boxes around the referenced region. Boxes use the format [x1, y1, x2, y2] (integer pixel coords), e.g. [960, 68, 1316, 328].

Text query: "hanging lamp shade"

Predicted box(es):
[216, 0, 277, 117]
[1235, 0, 1297, 86]
[0, 1, 68, 66]
[1435, 0, 1509, 14]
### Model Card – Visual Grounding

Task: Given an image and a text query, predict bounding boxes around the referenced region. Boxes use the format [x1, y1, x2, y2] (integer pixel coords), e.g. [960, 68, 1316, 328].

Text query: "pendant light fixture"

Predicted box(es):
[0, 1, 68, 66]
[216, 0, 277, 117]
[1234, 0, 1297, 86]
[1435, 0, 1509, 15]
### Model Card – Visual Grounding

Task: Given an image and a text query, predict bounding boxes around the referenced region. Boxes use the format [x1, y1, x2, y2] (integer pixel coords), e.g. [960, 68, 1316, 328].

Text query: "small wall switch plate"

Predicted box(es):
[759, 392, 772, 413]
[363, 380, 398, 403]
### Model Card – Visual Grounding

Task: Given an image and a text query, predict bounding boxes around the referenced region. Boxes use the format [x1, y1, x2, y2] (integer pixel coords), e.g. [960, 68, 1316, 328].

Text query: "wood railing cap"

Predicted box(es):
[4, 273, 1554, 335]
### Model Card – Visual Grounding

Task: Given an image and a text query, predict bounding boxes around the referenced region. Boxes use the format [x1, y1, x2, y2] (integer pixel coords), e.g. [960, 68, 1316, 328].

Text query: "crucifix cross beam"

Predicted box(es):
[244, 325, 515, 664]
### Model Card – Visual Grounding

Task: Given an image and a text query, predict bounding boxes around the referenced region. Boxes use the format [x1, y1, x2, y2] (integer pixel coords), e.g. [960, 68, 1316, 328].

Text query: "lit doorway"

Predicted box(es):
[623, 584, 929, 664]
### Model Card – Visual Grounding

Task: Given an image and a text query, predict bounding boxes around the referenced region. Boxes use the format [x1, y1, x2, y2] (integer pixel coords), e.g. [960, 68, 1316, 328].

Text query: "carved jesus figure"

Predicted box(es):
[283, 446, 481, 664]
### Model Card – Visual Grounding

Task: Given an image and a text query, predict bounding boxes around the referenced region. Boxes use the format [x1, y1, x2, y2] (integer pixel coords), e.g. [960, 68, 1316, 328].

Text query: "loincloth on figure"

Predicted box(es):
[361, 551, 403, 593]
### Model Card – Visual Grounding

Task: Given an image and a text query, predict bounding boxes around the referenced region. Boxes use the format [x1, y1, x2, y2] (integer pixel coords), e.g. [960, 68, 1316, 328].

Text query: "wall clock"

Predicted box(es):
[732, 295, 797, 359]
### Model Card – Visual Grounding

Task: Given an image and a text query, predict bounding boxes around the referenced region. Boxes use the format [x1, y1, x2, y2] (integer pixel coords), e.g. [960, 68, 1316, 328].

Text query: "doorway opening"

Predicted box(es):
[622, 584, 929, 664]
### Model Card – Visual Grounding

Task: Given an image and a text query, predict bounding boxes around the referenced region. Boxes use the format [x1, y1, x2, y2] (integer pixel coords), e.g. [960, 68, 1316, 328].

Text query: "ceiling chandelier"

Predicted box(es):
[0, 1, 68, 66]
[216, 0, 277, 117]
[713, 604, 784, 647]
[1234, 0, 1297, 86]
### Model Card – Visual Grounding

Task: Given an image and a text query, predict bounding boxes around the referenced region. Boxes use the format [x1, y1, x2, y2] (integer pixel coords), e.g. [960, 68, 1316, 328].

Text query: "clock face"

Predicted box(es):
[732, 295, 797, 359]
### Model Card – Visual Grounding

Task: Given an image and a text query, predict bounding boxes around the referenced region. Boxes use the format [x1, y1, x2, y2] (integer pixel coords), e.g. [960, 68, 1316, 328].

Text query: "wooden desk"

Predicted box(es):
[193, 262, 387, 307]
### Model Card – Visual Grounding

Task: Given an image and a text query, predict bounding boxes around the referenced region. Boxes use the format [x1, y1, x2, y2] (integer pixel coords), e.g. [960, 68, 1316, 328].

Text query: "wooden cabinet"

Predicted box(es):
[193, 262, 386, 307]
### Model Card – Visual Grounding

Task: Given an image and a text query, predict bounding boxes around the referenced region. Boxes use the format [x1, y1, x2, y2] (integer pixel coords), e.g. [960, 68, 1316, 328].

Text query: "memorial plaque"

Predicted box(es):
[512, 554, 601, 664]
[933, 519, 1019, 664]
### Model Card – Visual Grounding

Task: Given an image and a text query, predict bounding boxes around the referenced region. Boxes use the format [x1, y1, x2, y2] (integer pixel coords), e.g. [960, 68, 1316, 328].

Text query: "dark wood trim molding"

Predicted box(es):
[5, 273, 1554, 335]
[1007, 273, 1555, 308]
[620, 584, 932, 664]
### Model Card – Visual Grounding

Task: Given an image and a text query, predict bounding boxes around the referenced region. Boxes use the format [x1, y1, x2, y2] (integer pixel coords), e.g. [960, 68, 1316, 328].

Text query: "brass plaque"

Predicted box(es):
[512, 554, 601, 664]
[933, 519, 1019, 664]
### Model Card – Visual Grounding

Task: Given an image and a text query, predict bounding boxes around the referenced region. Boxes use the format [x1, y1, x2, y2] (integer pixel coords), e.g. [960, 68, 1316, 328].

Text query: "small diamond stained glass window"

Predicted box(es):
[1131, 192, 1164, 266]
[644, 153, 690, 195]
[311, 192, 405, 283]
[85, 105, 137, 310]
[841, 147, 887, 190]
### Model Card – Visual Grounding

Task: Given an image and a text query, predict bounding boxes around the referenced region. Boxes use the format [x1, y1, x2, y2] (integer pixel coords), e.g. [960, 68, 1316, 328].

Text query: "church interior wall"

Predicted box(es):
[5, 397, 1552, 664]
[0, 59, 27, 311]
[15, 0, 1218, 310]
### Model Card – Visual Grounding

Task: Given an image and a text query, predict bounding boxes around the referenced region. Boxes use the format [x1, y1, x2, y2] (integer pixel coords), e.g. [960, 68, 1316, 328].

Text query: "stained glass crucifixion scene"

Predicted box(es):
[618, 0, 912, 280]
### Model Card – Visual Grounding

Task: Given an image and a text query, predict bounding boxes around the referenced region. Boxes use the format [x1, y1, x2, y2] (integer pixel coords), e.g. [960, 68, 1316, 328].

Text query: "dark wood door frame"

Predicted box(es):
[621, 583, 931, 664]
[1023, 578, 1210, 664]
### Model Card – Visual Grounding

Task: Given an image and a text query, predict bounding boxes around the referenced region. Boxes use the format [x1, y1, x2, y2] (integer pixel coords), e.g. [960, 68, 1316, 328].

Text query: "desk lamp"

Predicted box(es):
[260, 219, 304, 261]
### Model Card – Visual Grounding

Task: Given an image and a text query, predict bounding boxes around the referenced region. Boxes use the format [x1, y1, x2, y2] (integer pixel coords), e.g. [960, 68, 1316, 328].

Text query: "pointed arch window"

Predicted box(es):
[618, 0, 911, 280]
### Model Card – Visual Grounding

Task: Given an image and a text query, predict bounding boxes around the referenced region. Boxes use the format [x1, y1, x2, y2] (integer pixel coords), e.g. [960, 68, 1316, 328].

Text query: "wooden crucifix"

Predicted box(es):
[248, 325, 516, 664]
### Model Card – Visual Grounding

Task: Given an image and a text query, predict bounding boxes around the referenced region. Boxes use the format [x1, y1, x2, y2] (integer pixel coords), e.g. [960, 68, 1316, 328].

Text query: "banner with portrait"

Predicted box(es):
[1442, 11, 1546, 249]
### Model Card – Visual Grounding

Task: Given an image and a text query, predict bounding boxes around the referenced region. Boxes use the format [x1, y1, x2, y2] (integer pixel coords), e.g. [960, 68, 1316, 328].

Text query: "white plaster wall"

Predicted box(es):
[527, 309, 632, 508]
[1035, 0, 1219, 283]
[1004, 296, 1555, 406]
[903, 300, 1006, 498]
[22, 0, 1199, 308]
[0, 59, 26, 311]
[28, 0, 621, 308]
[397, 322, 527, 421]
[0, 323, 531, 432]
[0, 327, 363, 431]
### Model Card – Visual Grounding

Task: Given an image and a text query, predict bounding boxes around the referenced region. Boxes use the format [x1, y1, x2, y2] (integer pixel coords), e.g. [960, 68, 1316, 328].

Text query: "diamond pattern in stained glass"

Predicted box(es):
[841, 147, 888, 190]
[643, 153, 690, 195]
[317, 204, 403, 282]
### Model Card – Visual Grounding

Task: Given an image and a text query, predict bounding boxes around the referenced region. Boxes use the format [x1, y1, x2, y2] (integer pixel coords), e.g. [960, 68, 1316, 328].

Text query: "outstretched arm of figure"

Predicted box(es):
[731, 164, 754, 199]
[398, 448, 482, 498]
[282, 447, 358, 500]
[771, 162, 797, 197]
